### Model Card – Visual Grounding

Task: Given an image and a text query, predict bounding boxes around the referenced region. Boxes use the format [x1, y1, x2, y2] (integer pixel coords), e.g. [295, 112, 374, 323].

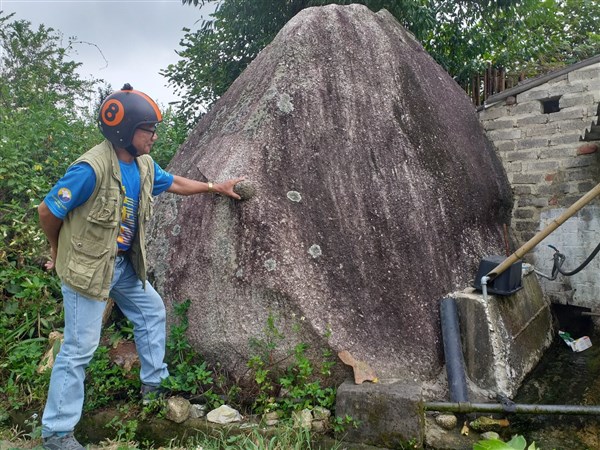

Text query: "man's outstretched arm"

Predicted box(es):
[167, 175, 245, 199]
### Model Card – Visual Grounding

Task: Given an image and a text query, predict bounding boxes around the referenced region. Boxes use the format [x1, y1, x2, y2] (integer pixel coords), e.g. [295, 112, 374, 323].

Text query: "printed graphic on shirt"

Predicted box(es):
[117, 183, 138, 251]
[44, 163, 97, 220]
[58, 188, 72, 203]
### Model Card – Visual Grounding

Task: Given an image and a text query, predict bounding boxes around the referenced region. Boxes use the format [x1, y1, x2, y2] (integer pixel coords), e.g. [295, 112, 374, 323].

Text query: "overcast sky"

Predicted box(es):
[1, 0, 213, 106]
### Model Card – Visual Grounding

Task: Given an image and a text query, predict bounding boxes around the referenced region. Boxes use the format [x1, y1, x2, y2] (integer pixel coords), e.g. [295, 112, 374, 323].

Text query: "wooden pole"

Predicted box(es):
[487, 182, 600, 279]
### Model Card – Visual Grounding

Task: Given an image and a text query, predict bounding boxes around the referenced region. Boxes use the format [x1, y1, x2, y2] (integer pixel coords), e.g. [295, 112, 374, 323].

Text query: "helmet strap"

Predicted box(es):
[125, 144, 139, 157]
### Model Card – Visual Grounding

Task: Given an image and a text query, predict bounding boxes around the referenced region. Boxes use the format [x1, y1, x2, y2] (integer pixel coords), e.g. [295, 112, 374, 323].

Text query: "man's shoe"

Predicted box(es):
[141, 383, 165, 405]
[43, 433, 85, 450]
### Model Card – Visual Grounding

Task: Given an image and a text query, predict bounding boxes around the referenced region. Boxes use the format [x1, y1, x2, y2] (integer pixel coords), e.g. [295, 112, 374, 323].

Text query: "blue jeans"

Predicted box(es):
[41, 255, 169, 437]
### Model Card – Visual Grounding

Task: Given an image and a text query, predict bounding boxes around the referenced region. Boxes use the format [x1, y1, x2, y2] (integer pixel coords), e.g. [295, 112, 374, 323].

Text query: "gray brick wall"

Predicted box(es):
[479, 61, 600, 307]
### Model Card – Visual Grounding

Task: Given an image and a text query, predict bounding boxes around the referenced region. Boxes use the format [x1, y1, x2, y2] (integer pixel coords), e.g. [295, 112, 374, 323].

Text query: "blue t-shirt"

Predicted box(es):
[45, 160, 174, 251]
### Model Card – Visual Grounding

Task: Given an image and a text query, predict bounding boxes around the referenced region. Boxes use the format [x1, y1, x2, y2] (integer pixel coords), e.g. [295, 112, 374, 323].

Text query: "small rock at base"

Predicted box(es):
[189, 403, 207, 419]
[207, 404, 242, 424]
[481, 431, 501, 440]
[435, 413, 458, 430]
[166, 397, 191, 423]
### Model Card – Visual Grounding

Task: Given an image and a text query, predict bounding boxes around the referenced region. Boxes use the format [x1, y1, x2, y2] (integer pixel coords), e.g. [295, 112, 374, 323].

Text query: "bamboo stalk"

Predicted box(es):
[487, 182, 600, 279]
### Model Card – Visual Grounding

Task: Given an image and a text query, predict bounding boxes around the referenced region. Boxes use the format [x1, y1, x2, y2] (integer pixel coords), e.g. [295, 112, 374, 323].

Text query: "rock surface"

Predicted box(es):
[147, 4, 512, 384]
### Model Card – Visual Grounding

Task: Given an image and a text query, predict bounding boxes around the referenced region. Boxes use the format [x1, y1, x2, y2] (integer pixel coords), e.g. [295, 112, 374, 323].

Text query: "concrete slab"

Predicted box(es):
[455, 270, 554, 398]
[335, 379, 423, 448]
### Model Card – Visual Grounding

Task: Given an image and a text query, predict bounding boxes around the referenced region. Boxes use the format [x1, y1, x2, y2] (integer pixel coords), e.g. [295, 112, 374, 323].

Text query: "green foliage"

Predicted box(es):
[247, 313, 336, 416]
[474, 435, 540, 450]
[106, 405, 139, 444]
[150, 106, 189, 169]
[23, 413, 42, 441]
[331, 414, 360, 434]
[427, 0, 600, 85]
[162, 299, 224, 407]
[186, 422, 334, 450]
[0, 13, 97, 110]
[85, 346, 140, 411]
[0, 13, 101, 276]
[0, 268, 59, 408]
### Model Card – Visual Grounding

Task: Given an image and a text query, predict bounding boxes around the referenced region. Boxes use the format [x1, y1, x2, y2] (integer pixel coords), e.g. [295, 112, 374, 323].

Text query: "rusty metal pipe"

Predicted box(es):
[424, 401, 600, 415]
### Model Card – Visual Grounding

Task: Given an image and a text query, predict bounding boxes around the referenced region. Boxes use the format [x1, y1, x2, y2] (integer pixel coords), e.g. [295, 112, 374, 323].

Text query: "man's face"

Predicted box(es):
[132, 124, 158, 156]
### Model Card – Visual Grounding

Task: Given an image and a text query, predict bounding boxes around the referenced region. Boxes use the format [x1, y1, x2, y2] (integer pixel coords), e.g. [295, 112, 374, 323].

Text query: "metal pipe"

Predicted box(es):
[424, 401, 600, 415]
[480, 276, 489, 303]
[440, 297, 469, 403]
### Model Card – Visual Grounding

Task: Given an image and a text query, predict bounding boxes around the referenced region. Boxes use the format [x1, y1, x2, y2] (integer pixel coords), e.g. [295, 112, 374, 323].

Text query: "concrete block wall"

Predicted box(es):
[479, 59, 600, 307]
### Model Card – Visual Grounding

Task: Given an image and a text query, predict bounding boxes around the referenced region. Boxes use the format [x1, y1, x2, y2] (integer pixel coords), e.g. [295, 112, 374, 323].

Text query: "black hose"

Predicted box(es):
[536, 242, 600, 280]
[556, 240, 600, 276]
[440, 297, 469, 403]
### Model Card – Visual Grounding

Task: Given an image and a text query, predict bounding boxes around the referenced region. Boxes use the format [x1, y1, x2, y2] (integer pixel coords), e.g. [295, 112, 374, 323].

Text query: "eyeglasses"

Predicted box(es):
[138, 125, 158, 138]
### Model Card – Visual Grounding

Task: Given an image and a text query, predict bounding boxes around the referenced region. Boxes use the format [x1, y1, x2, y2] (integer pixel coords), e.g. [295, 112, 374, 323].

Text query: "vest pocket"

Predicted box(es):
[66, 235, 109, 293]
[88, 188, 120, 228]
[141, 195, 154, 222]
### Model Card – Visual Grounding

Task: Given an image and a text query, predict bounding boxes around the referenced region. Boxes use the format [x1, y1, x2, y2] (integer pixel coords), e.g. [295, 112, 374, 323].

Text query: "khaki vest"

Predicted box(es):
[55, 140, 155, 301]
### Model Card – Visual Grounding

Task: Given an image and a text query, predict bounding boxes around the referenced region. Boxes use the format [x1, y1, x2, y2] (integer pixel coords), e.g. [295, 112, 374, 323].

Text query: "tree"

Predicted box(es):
[0, 14, 102, 270]
[427, 0, 600, 84]
[541, 0, 600, 66]
[0, 13, 97, 110]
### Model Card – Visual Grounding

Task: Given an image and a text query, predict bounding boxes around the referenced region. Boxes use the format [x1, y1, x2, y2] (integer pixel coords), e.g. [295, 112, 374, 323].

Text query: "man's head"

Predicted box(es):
[98, 83, 162, 157]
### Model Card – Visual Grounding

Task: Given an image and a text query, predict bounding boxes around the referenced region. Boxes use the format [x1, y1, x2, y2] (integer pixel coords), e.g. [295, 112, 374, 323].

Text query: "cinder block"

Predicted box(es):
[488, 128, 522, 141]
[568, 66, 600, 82]
[509, 101, 542, 115]
[559, 94, 596, 109]
[547, 106, 585, 122]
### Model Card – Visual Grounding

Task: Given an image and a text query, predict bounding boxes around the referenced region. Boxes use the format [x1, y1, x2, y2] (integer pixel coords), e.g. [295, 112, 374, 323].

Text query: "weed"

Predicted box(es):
[106, 405, 139, 445]
[331, 414, 360, 434]
[474, 434, 541, 450]
[85, 346, 139, 411]
[247, 313, 337, 417]
[162, 300, 223, 408]
[183, 421, 342, 450]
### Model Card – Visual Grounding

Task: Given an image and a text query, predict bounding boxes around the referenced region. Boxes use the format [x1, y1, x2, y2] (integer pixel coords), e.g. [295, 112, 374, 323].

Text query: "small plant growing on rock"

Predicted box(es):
[247, 313, 336, 417]
[331, 414, 360, 434]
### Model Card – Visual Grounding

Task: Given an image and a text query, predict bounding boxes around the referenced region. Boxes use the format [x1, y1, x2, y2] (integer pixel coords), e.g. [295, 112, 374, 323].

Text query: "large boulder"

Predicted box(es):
[147, 4, 512, 383]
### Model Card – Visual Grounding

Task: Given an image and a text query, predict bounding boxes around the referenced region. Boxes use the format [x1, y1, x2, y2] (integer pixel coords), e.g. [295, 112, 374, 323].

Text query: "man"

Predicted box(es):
[37, 84, 243, 450]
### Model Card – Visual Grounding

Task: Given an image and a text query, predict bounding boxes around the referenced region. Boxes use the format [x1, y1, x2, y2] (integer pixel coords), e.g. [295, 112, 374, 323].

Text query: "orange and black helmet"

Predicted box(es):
[98, 83, 162, 149]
